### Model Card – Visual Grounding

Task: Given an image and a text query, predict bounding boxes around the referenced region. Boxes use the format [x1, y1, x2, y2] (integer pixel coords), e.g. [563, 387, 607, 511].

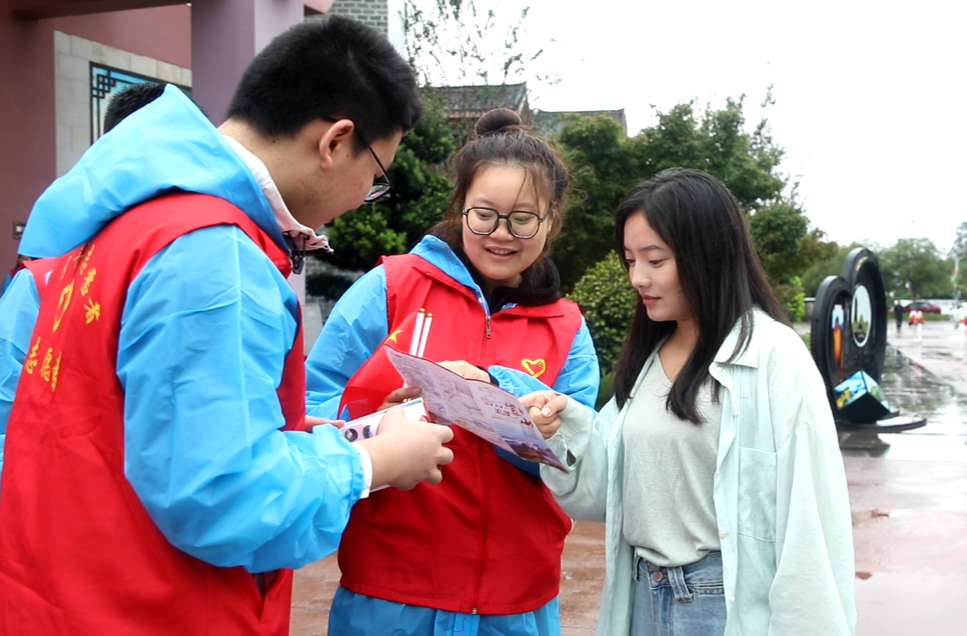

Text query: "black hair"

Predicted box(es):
[430, 108, 570, 267]
[612, 168, 789, 422]
[226, 15, 423, 149]
[104, 83, 166, 133]
[103, 83, 207, 134]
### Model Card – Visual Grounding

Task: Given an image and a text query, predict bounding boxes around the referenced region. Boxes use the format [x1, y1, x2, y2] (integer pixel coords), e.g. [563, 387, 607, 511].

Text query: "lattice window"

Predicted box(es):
[89, 63, 191, 143]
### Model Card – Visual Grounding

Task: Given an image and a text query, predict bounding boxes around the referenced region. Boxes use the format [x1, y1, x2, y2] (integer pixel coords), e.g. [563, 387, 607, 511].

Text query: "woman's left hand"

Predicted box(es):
[520, 391, 569, 439]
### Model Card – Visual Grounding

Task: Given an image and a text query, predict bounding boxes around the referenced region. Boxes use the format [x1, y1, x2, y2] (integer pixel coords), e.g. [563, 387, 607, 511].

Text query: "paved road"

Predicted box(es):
[291, 319, 967, 635]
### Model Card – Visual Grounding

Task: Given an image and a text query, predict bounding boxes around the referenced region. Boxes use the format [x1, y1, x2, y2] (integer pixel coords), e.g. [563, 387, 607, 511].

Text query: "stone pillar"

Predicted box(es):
[190, 0, 303, 124]
[190, 0, 306, 303]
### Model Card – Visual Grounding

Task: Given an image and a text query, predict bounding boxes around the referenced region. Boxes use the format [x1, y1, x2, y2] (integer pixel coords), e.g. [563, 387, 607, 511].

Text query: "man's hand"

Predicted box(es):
[520, 391, 569, 439]
[358, 407, 454, 490]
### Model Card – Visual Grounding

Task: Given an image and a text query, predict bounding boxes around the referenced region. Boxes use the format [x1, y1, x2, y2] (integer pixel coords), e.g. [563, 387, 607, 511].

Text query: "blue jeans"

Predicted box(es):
[328, 586, 561, 636]
[631, 551, 726, 636]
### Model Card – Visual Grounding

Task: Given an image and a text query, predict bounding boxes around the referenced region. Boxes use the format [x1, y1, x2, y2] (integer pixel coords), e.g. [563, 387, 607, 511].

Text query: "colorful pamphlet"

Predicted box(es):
[384, 347, 569, 472]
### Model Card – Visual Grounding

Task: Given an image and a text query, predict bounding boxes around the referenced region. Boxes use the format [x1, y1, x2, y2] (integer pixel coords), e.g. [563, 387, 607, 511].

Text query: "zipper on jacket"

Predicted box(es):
[471, 438, 490, 614]
[485, 314, 492, 338]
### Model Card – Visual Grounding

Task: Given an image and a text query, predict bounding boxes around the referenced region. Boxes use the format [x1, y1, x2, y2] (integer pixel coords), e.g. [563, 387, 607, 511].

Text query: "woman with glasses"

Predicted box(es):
[305, 108, 600, 636]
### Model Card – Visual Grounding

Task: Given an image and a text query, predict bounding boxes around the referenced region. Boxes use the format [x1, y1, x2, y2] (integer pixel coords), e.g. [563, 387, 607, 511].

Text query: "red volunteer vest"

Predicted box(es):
[0, 193, 305, 635]
[338, 253, 583, 615]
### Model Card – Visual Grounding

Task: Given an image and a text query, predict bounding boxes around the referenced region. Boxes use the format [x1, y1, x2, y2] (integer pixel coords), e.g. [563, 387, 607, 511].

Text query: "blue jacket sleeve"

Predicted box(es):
[487, 317, 600, 409]
[305, 266, 389, 420]
[117, 225, 366, 573]
[0, 269, 43, 489]
[487, 317, 600, 476]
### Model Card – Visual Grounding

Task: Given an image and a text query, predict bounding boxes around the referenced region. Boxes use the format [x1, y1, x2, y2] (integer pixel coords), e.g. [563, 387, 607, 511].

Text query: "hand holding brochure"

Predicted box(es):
[338, 398, 430, 493]
[339, 398, 429, 443]
[384, 348, 568, 472]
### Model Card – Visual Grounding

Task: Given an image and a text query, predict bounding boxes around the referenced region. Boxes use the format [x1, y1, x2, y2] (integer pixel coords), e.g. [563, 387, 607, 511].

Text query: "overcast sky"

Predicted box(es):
[416, 0, 967, 255]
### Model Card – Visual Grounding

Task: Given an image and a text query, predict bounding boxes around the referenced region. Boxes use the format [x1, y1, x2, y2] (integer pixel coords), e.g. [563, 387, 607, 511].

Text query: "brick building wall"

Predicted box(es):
[327, 0, 389, 35]
[326, 0, 405, 53]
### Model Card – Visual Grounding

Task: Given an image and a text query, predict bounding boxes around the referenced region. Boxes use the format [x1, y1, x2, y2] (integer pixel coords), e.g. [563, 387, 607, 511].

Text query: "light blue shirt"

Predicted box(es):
[542, 310, 857, 636]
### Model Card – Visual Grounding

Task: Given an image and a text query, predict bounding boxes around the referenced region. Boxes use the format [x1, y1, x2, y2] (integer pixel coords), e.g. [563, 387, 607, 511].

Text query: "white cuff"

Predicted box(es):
[352, 442, 374, 498]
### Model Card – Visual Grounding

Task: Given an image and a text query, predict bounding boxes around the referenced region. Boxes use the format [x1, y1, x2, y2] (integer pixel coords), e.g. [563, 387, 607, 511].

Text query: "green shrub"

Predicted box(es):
[568, 253, 637, 375]
[306, 270, 354, 301]
[774, 276, 806, 323]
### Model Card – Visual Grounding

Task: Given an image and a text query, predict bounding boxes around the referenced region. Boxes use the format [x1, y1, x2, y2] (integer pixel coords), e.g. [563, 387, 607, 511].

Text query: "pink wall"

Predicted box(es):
[1, 1, 58, 263]
[48, 4, 191, 68]
[0, 1, 190, 264]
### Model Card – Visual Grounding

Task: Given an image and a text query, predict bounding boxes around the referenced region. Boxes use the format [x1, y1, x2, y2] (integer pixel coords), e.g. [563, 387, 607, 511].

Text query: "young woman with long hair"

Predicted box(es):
[524, 168, 855, 636]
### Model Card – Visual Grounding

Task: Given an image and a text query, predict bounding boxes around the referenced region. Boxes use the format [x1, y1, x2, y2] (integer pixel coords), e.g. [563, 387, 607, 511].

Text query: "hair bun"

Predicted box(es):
[475, 108, 522, 137]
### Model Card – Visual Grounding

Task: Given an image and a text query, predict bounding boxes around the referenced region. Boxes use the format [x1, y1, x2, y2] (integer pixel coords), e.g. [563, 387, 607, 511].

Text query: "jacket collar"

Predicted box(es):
[21, 85, 285, 258]
[712, 308, 775, 370]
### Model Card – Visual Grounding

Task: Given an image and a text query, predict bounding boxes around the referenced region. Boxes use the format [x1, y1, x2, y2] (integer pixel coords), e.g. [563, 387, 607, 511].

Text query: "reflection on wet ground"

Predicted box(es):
[840, 345, 967, 461]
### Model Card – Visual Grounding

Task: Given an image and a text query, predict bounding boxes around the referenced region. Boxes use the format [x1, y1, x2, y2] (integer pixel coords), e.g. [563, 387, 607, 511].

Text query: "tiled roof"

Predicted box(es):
[532, 108, 628, 136]
[425, 83, 529, 116]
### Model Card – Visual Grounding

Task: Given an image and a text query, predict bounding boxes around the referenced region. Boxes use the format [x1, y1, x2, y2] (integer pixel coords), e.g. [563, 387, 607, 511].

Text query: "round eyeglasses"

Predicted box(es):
[462, 207, 546, 239]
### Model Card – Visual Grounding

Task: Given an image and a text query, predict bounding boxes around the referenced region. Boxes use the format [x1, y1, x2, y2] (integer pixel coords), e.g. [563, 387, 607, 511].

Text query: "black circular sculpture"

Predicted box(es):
[810, 247, 925, 432]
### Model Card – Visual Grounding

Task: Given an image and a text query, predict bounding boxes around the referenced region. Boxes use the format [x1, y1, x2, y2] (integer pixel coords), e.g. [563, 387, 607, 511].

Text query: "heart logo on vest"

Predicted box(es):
[521, 358, 546, 378]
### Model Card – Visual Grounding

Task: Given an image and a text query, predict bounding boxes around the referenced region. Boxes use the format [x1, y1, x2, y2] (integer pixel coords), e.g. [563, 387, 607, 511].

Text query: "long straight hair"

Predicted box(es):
[612, 168, 789, 422]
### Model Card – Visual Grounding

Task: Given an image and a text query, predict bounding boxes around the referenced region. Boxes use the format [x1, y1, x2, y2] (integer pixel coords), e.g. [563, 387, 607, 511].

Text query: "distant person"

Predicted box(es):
[524, 168, 856, 636]
[910, 307, 924, 342]
[0, 255, 30, 297]
[0, 81, 207, 479]
[893, 300, 904, 335]
[0, 16, 453, 635]
[103, 82, 166, 132]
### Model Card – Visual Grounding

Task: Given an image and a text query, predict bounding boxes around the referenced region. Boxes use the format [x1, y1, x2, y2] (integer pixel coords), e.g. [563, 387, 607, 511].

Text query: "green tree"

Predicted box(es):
[404, 0, 557, 87]
[638, 98, 785, 209]
[747, 200, 837, 319]
[567, 252, 637, 375]
[321, 98, 455, 273]
[552, 114, 643, 292]
[951, 221, 967, 262]
[878, 238, 952, 299]
[801, 242, 865, 298]
[951, 221, 967, 299]
[553, 97, 825, 304]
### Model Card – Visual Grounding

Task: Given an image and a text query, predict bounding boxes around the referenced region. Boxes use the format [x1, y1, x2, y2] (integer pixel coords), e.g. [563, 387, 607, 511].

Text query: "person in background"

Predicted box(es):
[524, 168, 855, 636]
[0, 255, 30, 297]
[0, 81, 169, 482]
[910, 306, 924, 342]
[0, 79, 229, 487]
[305, 108, 600, 636]
[893, 299, 904, 335]
[103, 82, 166, 132]
[0, 16, 453, 635]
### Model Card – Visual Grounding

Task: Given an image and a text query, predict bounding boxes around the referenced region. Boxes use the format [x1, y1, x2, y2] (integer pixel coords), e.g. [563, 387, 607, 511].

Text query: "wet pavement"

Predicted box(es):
[290, 319, 967, 635]
[847, 320, 967, 635]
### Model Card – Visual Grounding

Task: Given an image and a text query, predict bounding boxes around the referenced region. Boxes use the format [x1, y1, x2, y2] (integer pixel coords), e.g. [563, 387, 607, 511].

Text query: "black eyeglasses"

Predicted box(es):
[359, 133, 393, 203]
[320, 118, 392, 203]
[462, 207, 546, 239]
